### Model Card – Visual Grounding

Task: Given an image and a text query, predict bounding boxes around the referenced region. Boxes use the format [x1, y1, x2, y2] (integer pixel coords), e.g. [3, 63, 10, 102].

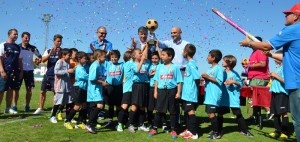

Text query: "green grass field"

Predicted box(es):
[0, 82, 296, 142]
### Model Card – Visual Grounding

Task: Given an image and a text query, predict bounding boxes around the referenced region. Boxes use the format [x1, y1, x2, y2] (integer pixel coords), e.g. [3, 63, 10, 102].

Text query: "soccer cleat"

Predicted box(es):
[11, 106, 18, 111]
[241, 131, 254, 138]
[85, 125, 97, 134]
[71, 119, 77, 124]
[138, 124, 150, 132]
[207, 133, 221, 140]
[128, 125, 135, 133]
[162, 125, 170, 133]
[9, 108, 18, 114]
[57, 113, 63, 121]
[64, 122, 74, 130]
[269, 131, 280, 138]
[148, 129, 157, 137]
[182, 131, 198, 139]
[50, 116, 58, 123]
[179, 129, 189, 136]
[116, 123, 124, 132]
[278, 133, 288, 141]
[25, 105, 30, 112]
[33, 108, 43, 114]
[171, 131, 178, 139]
[75, 123, 86, 129]
[104, 119, 113, 128]
[4, 108, 9, 113]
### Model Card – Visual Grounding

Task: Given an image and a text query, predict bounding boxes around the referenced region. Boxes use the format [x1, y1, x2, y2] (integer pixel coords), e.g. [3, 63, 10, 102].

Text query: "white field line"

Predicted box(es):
[0, 115, 44, 126]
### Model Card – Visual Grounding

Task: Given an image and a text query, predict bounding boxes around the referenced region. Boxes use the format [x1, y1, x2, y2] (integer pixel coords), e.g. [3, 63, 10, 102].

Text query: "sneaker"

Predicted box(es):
[138, 124, 150, 132]
[162, 125, 170, 133]
[9, 108, 18, 114]
[57, 113, 63, 121]
[104, 119, 113, 128]
[50, 116, 58, 123]
[75, 123, 86, 129]
[179, 129, 189, 136]
[116, 123, 124, 132]
[278, 133, 288, 141]
[64, 122, 74, 130]
[33, 108, 43, 114]
[71, 119, 77, 124]
[128, 125, 135, 133]
[98, 111, 105, 120]
[171, 131, 178, 139]
[11, 106, 18, 111]
[269, 131, 280, 138]
[85, 125, 97, 134]
[25, 105, 30, 112]
[207, 133, 221, 140]
[182, 131, 198, 139]
[148, 129, 157, 137]
[241, 131, 254, 138]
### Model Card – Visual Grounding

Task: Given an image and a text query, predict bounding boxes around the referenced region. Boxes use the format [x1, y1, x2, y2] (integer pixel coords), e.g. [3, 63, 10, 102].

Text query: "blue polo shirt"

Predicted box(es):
[220, 70, 243, 108]
[74, 64, 89, 90]
[203, 65, 224, 106]
[0, 42, 21, 71]
[270, 66, 287, 94]
[105, 61, 124, 86]
[181, 60, 200, 103]
[269, 22, 300, 90]
[87, 61, 105, 102]
[131, 60, 150, 83]
[87, 39, 113, 53]
[123, 60, 134, 93]
[43, 48, 60, 76]
[154, 63, 183, 89]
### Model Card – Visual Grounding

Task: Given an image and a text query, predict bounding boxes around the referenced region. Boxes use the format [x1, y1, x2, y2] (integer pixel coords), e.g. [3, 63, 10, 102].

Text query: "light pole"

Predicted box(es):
[41, 14, 53, 51]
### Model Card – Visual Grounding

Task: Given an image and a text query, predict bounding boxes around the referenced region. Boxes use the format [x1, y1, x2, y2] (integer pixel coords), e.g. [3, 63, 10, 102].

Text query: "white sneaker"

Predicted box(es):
[50, 116, 58, 123]
[71, 119, 77, 124]
[138, 124, 150, 132]
[33, 108, 43, 114]
[9, 108, 18, 114]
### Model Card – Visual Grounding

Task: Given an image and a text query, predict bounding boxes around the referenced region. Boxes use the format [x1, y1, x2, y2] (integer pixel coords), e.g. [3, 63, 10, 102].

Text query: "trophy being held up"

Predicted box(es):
[146, 19, 158, 46]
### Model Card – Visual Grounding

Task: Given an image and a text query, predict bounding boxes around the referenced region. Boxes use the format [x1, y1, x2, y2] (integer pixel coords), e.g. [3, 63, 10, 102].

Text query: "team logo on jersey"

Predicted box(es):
[160, 74, 174, 79]
[109, 71, 121, 76]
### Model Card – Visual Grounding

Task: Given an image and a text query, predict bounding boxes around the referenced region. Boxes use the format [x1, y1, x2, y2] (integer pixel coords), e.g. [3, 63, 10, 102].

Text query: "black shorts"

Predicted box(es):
[205, 105, 218, 114]
[103, 87, 108, 105]
[106, 84, 123, 106]
[40, 75, 55, 91]
[122, 92, 132, 105]
[72, 86, 87, 103]
[182, 100, 198, 112]
[218, 106, 231, 115]
[148, 87, 156, 111]
[270, 93, 289, 115]
[89, 101, 104, 107]
[131, 82, 148, 107]
[5, 69, 21, 91]
[20, 70, 35, 88]
[156, 88, 179, 114]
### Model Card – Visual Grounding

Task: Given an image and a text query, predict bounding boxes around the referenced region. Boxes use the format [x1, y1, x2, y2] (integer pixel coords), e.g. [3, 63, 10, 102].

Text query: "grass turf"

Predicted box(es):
[0, 82, 297, 142]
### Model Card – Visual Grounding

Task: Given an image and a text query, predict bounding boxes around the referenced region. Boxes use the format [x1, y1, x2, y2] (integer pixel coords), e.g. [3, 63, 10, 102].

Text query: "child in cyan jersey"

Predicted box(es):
[103, 50, 124, 128]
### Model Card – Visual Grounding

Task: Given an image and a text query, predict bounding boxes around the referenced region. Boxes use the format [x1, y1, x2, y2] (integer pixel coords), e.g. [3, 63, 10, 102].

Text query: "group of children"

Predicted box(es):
[18, 30, 287, 141]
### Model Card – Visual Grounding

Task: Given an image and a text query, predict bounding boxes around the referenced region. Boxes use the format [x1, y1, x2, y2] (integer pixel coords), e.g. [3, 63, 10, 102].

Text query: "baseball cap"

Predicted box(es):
[283, 4, 300, 15]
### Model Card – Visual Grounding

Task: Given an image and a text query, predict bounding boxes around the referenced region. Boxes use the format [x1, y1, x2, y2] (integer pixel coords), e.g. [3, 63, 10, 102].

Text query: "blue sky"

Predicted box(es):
[0, 0, 298, 74]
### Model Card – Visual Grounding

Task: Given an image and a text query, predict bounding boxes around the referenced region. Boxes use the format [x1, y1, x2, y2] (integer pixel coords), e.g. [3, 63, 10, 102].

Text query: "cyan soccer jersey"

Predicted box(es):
[87, 61, 105, 102]
[123, 60, 134, 93]
[74, 65, 89, 90]
[154, 63, 183, 89]
[105, 61, 124, 85]
[270, 66, 287, 94]
[203, 65, 224, 106]
[181, 60, 200, 103]
[131, 60, 150, 83]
